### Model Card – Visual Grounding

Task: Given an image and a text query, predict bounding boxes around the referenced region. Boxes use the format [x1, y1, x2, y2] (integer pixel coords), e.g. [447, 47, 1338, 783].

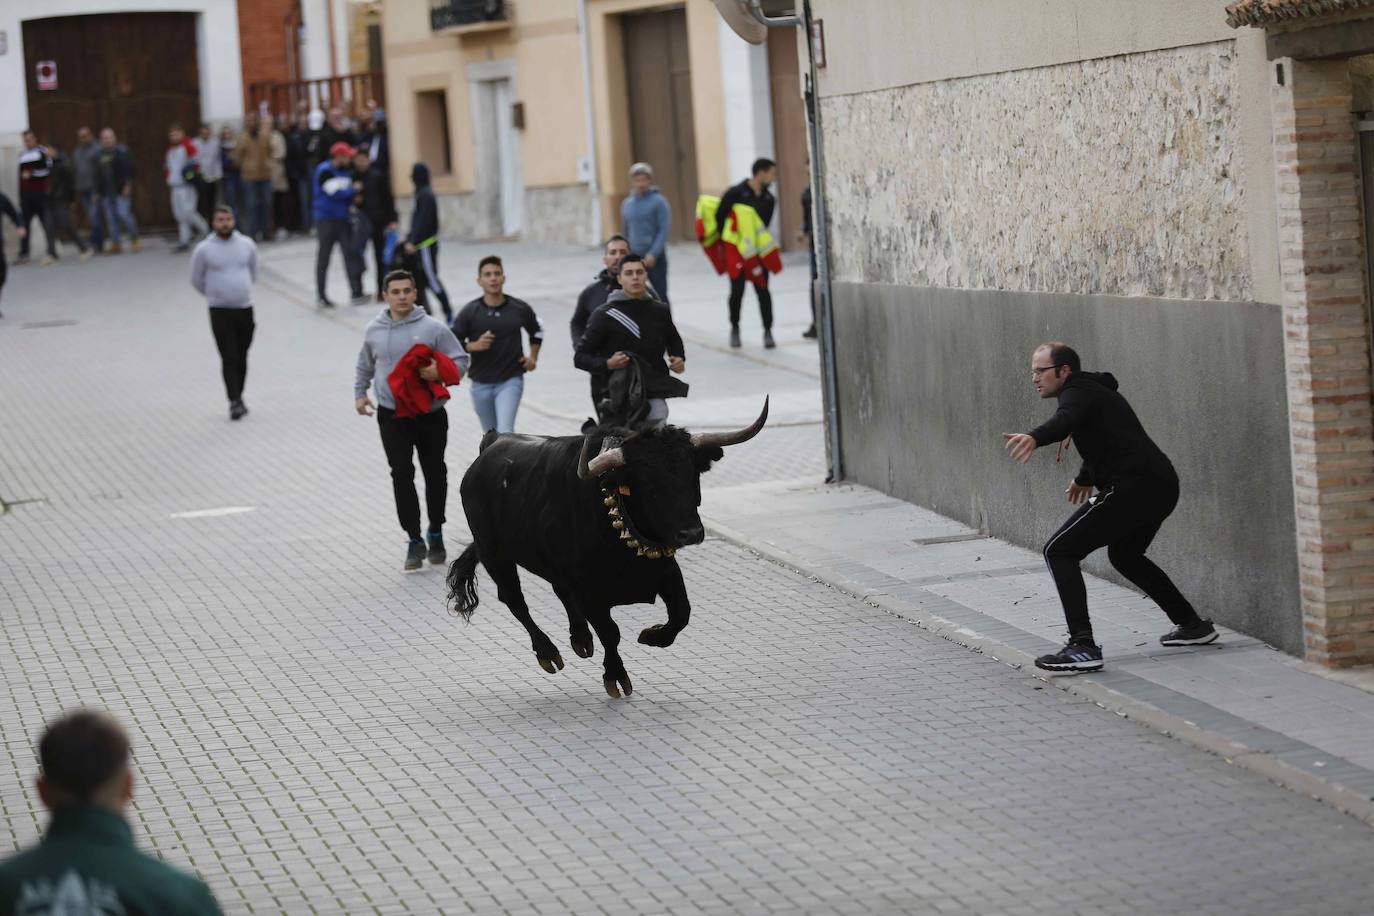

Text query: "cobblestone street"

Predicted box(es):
[4, 240, 1374, 914]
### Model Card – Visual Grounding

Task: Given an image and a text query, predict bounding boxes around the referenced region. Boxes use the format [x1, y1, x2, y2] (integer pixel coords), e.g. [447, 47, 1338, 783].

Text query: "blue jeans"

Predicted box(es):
[245, 179, 272, 240]
[469, 375, 524, 434]
[647, 255, 668, 304]
[81, 191, 104, 249]
[100, 195, 139, 244]
[222, 172, 242, 220]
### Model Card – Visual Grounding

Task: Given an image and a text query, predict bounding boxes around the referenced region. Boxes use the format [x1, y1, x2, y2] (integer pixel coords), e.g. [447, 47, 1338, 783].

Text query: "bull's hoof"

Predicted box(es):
[538, 655, 565, 674]
[637, 624, 678, 648]
[570, 632, 595, 658]
[603, 672, 633, 698]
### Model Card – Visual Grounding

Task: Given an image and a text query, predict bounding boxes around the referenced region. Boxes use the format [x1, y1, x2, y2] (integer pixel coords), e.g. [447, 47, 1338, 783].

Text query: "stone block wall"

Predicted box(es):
[821, 42, 1251, 301]
[1272, 57, 1374, 666]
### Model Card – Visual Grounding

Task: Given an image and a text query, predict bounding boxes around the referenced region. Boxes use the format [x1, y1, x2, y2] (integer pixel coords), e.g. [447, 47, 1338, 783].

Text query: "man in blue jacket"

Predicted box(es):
[312, 141, 366, 307]
[621, 162, 671, 303]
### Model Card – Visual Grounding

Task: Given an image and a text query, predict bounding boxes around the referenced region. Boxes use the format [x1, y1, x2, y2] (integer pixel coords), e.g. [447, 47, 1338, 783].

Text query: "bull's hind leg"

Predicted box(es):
[551, 584, 594, 659]
[485, 561, 564, 673]
[585, 608, 632, 698]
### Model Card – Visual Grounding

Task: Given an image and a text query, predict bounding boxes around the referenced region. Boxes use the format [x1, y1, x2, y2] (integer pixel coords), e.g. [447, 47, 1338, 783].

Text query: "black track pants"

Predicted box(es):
[377, 406, 448, 541]
[1043, 477, 1201, 645]
[209, 307, 255, 402]
[728, 272, 772, 330]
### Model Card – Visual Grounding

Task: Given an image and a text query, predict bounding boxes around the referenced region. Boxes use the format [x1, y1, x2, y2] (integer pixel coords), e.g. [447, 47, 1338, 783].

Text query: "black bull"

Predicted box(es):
[446, 399, 769, 697]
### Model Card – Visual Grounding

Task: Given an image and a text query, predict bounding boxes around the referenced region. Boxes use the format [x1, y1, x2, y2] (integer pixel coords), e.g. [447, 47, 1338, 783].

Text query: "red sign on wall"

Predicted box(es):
[36, 60, 58, 91]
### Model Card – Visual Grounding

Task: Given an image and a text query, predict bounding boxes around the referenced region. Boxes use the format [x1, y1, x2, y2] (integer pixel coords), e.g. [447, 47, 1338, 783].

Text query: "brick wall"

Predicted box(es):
[1272, 57, 1374, 666]
[237, 0, 298, 114]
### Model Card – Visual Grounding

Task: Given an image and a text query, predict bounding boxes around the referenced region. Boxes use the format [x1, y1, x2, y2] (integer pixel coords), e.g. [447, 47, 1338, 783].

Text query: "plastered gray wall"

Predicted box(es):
[832, 282, 1302, 653]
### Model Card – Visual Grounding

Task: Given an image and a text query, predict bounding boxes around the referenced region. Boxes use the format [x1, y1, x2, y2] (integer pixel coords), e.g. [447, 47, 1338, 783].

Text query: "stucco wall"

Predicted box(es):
[822, 41, 1253, 301]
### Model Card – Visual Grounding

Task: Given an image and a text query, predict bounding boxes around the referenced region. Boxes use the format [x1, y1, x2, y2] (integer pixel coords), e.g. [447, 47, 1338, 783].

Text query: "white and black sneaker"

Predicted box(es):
[1035, 642, 1104, 672]
[1160, 619, 1219, 646]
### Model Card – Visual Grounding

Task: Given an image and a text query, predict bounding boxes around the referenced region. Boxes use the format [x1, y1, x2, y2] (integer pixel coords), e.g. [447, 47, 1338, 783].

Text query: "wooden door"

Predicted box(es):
[624, 7, 698, 241]
[767, 30, 809, 251]
[23, 13, 202, 230]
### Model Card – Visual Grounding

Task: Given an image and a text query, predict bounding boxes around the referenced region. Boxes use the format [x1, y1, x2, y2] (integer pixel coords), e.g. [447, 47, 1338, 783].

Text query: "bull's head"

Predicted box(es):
[577, 398, 769, 557]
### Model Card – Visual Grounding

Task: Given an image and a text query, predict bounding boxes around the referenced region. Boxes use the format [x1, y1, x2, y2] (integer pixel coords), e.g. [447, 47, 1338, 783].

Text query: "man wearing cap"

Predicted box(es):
[313, 141, 367, 307]
[0, 709, 223, 914]
[621, 162, 671, 303]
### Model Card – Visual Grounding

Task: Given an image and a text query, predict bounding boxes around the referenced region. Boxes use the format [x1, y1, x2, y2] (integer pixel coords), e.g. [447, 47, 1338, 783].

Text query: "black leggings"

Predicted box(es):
[209, 307, 255, 402]
[377, 407, 448, 540]
[1043, 477, 1200, 645]
[728, 272, 772, 330]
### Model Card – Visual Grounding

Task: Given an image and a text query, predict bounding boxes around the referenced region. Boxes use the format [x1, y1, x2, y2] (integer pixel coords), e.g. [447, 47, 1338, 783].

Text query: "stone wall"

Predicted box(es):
[821, 41, 1253, 302]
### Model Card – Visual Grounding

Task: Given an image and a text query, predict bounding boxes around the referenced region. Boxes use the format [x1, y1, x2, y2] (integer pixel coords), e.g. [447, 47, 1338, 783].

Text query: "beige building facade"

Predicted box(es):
[804, 0, 1374, 665]
[380, 0, 809, 246]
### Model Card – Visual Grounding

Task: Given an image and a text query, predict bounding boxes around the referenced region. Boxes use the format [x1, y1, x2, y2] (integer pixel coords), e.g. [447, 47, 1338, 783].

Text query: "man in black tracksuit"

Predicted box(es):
[575, 253, 686, 428]
[404, 162, 452, 321]
[571, 234, 659, 415]
[1003, 342, 1216, 672]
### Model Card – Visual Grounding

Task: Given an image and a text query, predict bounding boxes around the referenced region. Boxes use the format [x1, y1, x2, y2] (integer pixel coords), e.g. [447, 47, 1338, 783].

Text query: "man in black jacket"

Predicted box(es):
[717, 157, 777, 349]
[1003, 342, 1216, 672]
[352, 150, 397, 300]
[571, 234, 655, 414]
[575, 253, 686, 428]
[403, 162, 452, 321]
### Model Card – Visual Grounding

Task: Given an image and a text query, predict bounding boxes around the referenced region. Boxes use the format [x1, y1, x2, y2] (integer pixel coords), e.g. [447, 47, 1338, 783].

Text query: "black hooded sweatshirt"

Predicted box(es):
[1027, 371, 1175, 489]
[408, 162, 438, 245]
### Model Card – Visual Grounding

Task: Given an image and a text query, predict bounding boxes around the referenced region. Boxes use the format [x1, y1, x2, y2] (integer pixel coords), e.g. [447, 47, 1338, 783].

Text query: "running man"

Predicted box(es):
[1002, 342, 1216, 673]
[356, 270, 469, 571]
[191, 207, 259, 420]
[450, 255, 543, 434]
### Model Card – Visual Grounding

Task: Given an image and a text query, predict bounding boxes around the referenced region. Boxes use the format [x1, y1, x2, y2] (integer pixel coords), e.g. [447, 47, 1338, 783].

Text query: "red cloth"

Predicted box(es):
[387, 344, 462, 418]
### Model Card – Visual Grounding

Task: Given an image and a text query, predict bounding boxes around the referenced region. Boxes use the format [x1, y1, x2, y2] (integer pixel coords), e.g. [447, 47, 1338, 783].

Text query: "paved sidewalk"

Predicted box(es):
[702, 479, 1374, 823]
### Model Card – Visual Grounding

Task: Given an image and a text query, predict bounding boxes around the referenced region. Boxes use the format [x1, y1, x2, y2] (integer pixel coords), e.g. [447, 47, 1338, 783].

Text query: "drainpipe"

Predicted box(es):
[747, 0, 842, 481]
[577, 0, 603, 246]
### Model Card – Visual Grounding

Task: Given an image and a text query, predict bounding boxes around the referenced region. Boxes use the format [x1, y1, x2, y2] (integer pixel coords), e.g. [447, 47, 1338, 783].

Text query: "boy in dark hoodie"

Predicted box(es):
[1003, 342, 1217, 673]
[403, 162, 453, 322]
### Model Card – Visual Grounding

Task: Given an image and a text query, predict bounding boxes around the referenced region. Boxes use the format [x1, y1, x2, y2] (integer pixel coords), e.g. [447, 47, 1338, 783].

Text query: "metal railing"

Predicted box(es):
[247, 71, 386, 119]
[430, 0, 506, 31]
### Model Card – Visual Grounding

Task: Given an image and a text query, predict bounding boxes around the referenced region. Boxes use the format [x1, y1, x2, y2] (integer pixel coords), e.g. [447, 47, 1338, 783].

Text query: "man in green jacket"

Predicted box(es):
[0, 710, 223, 915]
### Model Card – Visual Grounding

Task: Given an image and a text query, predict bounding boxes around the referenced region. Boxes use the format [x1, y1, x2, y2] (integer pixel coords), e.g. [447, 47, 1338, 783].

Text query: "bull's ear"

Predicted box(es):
[692, 445, 725, 472]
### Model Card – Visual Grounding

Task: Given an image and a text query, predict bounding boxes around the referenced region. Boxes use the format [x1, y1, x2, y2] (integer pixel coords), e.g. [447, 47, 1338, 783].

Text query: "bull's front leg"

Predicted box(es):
[638, 559, 690, 648]
[585, 607, 631, 698]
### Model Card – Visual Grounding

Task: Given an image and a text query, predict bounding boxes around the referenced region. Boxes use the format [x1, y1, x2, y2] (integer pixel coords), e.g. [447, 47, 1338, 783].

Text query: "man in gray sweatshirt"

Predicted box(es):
[355, 269, 470, 571]
[191, 206, 259, 420]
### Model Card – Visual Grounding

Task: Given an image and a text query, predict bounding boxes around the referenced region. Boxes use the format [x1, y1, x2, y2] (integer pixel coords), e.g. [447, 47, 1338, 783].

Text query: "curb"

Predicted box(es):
[703, 517, 1374, 828]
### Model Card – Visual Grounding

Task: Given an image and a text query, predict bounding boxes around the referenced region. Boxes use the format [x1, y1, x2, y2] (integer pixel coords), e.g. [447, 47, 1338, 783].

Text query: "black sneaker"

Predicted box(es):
[729, 326, 741, 348]
[350, 294, 371, 306]
[1035, 642, 1104, 672]
[1160, 619, 1218, 646]
[229, 399, 248, 421]
[427, 532, 446, 565]
[802, 324, 818, 339]
[317, 297, 336, 308]
[404, 539, 425, 571]
[763, 330, 776, 349]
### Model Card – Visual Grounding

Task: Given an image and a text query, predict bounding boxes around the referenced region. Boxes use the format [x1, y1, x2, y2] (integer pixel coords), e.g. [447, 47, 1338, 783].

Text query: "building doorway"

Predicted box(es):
[623, 6, 698, 241]
[22, 12, 202, 230]
[468, 61, 522, 238]
[767, 30, 809, 251]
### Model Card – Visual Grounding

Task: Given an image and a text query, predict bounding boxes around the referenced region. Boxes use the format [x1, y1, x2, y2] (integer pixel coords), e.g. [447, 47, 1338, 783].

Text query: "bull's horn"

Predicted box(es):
[587, 447, 626, 477]
[690, 397, 770, 449]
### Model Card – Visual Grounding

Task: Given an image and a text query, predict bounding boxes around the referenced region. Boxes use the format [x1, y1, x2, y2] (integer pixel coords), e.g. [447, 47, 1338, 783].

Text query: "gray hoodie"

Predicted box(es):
[355, 306, 470, 410]
[190, 231, 258, 308]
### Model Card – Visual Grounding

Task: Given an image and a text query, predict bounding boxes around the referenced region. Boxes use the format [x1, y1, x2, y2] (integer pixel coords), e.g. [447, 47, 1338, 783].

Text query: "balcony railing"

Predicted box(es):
[247, 72, 385, 120]
[430, 0, 506, 32]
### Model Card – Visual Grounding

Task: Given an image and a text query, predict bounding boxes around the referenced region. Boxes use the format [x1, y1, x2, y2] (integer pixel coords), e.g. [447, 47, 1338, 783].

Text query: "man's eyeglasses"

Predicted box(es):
[1031, 365, 1061, 378]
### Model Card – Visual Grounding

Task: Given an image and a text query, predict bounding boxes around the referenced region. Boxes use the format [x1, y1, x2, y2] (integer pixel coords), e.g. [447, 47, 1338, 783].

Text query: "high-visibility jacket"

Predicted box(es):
[695, 194, 782, 287]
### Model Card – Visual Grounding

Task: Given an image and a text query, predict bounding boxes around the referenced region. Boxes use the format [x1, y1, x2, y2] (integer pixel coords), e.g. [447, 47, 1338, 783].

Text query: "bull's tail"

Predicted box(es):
[446, 543, 480, 622]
